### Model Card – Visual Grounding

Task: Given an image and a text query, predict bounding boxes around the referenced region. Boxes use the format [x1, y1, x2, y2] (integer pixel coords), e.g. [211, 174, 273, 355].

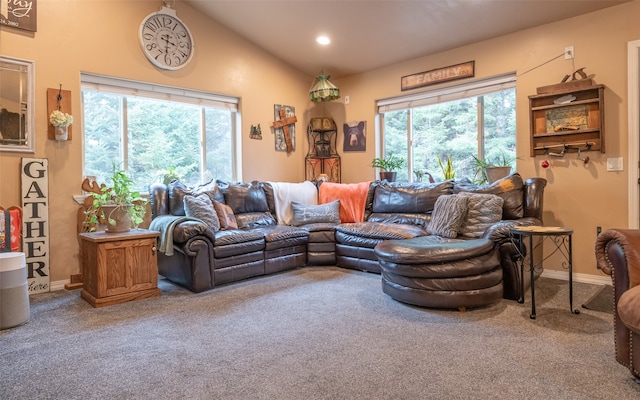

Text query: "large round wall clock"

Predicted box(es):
[139, 5, 194, 70]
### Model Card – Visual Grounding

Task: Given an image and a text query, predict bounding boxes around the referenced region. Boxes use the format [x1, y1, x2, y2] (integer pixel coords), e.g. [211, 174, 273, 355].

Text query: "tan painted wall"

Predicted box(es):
[0, 0, 313, 283]
[332, 1, 640, 278]
[2, 0, 638, 284]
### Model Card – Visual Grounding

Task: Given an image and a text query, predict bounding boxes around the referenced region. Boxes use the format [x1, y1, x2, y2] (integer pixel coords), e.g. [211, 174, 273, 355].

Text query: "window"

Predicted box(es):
[378, 74, 516, 183]
[81, 73, 240, 190]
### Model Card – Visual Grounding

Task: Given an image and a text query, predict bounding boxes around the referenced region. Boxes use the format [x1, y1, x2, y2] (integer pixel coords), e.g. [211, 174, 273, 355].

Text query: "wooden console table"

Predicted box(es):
[79, 229, 160, 307]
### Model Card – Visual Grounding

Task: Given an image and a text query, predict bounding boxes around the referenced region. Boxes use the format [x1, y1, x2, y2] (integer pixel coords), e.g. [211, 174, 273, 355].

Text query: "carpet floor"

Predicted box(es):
[1, 267, 639, 400]
[581, 284, 613, 314]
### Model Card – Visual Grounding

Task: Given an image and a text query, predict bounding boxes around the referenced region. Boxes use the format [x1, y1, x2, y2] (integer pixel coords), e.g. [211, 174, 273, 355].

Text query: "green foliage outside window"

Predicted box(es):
[383, 88, 516, 183]
[83, 90, 234, 191]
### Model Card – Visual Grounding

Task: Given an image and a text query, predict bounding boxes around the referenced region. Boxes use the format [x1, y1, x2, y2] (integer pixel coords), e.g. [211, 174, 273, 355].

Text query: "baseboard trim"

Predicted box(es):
[541, 269, 611, 286]
[50, 280, 70, 291]
[48, 269, 612, 292]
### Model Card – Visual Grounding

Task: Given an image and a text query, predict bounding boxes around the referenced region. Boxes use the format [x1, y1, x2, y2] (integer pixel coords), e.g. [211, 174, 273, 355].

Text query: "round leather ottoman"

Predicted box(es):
[374, 236, 503, 309]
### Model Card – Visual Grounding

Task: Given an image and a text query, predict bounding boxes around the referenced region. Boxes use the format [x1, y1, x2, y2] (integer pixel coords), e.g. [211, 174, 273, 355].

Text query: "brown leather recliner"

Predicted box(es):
[595, 229, 640, 380]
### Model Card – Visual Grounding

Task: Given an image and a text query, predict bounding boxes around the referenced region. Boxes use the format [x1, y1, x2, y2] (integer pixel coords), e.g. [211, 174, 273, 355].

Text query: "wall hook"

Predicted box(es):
[57, 84, 63, 111]
[577, 148, 589, 164]
[549, 145, 567, 158]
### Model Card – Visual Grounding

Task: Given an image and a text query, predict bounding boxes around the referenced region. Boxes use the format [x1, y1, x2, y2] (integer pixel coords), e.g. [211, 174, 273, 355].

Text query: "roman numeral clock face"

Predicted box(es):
[139, 7, 194, 70]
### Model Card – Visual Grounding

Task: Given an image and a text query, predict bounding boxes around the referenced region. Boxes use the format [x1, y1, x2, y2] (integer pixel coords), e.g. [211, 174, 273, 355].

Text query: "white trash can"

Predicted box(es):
[0, 252, 30, 330]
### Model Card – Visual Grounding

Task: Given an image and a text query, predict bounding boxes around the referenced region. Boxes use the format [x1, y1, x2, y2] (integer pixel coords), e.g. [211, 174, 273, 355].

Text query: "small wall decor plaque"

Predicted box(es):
[343, 121, 366, 152]
[250, 124, 262, 140]
[272, 104, 296, 153]
[0, 0, 37, 32]
[401, 61, 474, 91]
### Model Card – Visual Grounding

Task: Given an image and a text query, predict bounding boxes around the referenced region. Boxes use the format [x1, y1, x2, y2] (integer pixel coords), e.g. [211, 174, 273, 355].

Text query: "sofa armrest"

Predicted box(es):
[482, 217, 542, 242]
[173, 220, 216, 243]
[595, 229, 640, 283]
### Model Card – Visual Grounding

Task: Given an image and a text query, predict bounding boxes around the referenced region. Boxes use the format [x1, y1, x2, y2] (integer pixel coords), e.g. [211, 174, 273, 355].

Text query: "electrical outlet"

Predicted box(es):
[564, 46, 574, 60]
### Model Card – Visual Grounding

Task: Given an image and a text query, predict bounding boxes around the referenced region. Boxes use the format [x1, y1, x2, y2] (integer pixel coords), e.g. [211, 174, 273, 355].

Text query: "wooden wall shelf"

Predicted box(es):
[529, 84, 604, 157]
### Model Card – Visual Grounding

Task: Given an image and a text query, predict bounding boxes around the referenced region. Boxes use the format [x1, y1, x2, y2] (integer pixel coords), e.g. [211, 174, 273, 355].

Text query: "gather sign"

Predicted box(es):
[21, 157, 49, 294]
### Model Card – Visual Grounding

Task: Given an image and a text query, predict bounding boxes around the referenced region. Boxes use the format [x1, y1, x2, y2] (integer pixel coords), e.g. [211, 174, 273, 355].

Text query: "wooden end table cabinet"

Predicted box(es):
[80, 229, 160, 307]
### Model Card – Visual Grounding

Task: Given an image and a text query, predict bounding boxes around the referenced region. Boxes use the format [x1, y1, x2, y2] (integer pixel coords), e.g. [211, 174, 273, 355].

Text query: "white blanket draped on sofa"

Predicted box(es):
[268, 181, 318, 225]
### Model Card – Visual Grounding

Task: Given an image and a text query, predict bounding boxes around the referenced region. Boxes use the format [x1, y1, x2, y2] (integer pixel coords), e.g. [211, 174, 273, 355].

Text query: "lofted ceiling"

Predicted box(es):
[184, 0, 630, 79]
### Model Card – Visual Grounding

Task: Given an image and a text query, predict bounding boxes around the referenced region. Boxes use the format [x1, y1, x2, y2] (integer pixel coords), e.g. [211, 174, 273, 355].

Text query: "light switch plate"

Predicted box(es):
[606, 157, 623, 171]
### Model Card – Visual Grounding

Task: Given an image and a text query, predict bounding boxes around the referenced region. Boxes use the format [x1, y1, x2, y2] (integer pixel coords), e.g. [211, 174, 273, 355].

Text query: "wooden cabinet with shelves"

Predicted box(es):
[529, 84, 604, 157]
[80, 229, 160, 307]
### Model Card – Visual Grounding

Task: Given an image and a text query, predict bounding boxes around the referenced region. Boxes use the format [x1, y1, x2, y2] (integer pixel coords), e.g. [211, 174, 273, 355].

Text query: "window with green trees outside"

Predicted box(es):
[379, 74, 516, 183]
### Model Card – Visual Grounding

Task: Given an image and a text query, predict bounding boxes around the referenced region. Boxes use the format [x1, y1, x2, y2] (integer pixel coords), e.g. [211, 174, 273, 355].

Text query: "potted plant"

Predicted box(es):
[158, 166, 182, 185]
[84, 162, 147, 233]
[472, 152, 514, 184]
[371, 154, 406, 182]
[437, 155, 455, 180]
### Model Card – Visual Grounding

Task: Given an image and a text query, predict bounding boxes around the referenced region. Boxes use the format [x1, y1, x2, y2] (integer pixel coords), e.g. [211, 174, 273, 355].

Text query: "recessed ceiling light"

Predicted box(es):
[316, 36, 331, 45]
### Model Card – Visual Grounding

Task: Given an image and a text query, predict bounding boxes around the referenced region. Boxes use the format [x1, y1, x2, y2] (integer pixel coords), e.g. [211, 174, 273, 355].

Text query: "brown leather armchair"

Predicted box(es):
[595, 229, 640, 380]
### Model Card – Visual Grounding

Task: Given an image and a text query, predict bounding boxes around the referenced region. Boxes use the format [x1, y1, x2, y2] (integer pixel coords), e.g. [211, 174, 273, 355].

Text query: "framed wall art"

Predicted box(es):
[343, 121, 366, 152]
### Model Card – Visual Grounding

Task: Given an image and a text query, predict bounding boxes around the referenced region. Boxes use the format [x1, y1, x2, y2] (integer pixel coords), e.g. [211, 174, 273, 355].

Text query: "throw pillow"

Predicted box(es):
[213, 200, 238, 230]
[427, 194, 469, 238]
[184, 193, 221, 231]
[454, 173, 524, 219]
[457, 192, 504, 238]
[291, 200, 341, 226]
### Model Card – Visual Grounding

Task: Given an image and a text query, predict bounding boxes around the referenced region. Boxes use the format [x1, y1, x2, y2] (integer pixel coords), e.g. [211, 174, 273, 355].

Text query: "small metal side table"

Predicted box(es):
[509, 225, 580, 319]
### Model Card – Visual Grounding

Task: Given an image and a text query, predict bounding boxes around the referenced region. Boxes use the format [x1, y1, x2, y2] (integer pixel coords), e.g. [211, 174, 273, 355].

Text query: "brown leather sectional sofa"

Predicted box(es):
[149, 173, 546, 302]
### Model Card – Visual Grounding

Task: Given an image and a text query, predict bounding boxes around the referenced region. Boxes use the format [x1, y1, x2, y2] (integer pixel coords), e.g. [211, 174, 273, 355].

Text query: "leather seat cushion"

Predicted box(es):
[375, 237, 494, 264]
[378, 245, 500, 278]
[335, 222, 427, 241]
[213, 229, 264, 246]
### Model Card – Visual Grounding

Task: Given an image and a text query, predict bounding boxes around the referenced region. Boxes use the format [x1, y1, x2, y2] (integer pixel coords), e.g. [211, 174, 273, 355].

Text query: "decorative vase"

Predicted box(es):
[54, 125, 68, 141]
[100, 204, 132, 233]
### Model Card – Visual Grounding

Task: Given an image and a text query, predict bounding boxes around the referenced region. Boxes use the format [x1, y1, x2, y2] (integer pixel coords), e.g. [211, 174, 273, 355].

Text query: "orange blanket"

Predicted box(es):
[318, 181, 371, 223]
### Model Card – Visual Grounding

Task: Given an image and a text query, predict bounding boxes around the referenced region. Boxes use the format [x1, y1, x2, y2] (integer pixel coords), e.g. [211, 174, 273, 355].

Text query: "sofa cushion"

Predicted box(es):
[336, 222, 427, 241]
[213, 200, 238, 230]
[367, 213, 431, 228]
[184, 193, 221, 231]
[291, 200, 341, 226]
[168, 180, 224, 216]
[168, 181, 191, 216]
[617, 285, 640, 334]
[426, 194, 469, 239]
[266, 181, 318, 225]
[235, 212, 277, 229]
[457, 192, 504, 238]
[454, 173, 524, 219]
[372, 181, 454, 214]
[224, 181, 270, 214]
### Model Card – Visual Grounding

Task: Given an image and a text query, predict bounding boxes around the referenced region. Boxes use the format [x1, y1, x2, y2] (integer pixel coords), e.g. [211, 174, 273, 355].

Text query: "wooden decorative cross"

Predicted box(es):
[272, 109, 297, 153]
